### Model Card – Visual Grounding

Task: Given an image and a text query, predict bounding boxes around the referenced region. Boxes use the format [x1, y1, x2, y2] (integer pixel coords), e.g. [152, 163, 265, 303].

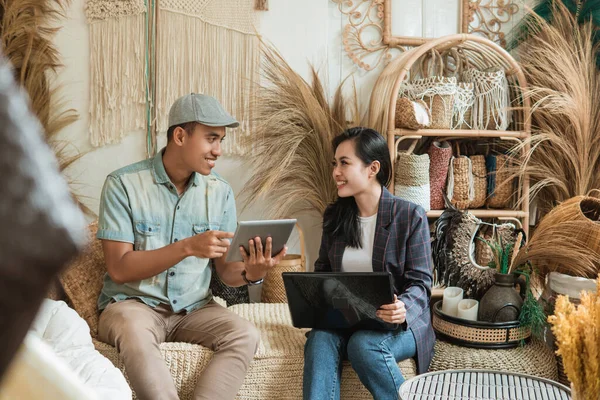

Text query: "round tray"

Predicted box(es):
[432, 300, 531, 349]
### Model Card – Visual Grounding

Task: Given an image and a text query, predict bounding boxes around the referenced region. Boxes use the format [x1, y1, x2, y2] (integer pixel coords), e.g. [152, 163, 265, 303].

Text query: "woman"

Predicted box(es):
[303, 127, 435, 400]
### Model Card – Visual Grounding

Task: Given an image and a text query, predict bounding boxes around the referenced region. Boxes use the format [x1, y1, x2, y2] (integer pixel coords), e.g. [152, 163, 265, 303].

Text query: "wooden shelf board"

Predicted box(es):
[391, 129, 527, 138]
[426, 209, 527, 218]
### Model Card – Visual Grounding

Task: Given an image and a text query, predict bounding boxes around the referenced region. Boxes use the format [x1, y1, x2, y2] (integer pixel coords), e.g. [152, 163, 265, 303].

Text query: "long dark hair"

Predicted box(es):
[323, 127, 392, 248]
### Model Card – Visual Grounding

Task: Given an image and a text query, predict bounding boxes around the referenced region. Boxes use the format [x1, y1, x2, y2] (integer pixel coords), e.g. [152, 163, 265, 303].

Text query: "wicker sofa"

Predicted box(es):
[59, 222, 559, 399]
[59, 223, 417, 399]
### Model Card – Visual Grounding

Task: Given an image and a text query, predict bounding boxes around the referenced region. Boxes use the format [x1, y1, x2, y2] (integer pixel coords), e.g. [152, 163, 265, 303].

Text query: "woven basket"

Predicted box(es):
[447, 146, 473, 209]
[462, 66, 511, 130]
[468, 155, 487, 208]
[485, 154, 514, 208]
[474, 224, 493, 268]
[394, 140, 430, 211]
[401, 50, 457, 129]
[454, 82, 475, 129]
[432, 300, 531, 349]
[533, 192, 600, 274]
[261, 224, 306, 303]
[394, 97, 431, 130]
[427, 141, 453, 210]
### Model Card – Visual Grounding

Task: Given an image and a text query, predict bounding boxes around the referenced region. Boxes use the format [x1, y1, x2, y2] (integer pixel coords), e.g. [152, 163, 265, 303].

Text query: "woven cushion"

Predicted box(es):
[95, 303, 418, 399]
[60, 221, 105, 337]
[429, 339, 558, 381]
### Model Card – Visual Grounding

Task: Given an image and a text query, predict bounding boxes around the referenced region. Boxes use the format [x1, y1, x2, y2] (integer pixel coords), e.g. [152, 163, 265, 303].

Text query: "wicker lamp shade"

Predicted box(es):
[261, 224, 306, 303]
[534, 193, 600, 278]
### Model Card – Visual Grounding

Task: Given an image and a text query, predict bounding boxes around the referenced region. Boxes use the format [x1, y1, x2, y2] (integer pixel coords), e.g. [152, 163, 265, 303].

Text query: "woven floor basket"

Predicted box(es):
[432, 301, 531, 349]
[261, 224, 305, 303]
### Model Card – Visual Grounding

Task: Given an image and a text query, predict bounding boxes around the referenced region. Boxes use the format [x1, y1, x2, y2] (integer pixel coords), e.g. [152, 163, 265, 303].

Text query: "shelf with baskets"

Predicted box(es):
[368, 34, 531, 233]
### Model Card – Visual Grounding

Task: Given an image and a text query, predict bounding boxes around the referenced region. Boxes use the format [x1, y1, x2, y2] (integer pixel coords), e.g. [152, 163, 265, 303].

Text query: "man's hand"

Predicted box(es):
[240, 237, 287, 281]
[376, 295, 406, 324]
[186, 230, 234, 259]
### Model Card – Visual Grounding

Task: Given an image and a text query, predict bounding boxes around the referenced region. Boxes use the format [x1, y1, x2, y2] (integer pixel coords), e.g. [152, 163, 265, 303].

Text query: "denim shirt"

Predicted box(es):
[96, 148, 237, 313]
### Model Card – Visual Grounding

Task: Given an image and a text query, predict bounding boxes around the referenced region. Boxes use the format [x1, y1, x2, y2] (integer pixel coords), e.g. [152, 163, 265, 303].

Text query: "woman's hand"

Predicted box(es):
[376, 294, 406, 324]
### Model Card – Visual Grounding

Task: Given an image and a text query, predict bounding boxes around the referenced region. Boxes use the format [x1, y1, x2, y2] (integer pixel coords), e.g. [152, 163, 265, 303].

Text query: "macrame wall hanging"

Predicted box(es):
[87, 0, 260, 156]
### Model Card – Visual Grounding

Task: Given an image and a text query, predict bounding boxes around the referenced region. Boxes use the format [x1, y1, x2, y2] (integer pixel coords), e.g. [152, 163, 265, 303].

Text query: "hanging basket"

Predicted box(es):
[427, 140, 453, 210]
[462, 67, 511, 130]
[454, 82, 475, 129]
[442, 49, 475, 129]
[394, 139, 431, 211]
[261, 224, 306, 303]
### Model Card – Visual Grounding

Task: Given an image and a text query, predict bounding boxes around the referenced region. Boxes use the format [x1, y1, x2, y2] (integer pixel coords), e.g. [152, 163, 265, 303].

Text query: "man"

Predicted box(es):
[96, 93, 287, 400]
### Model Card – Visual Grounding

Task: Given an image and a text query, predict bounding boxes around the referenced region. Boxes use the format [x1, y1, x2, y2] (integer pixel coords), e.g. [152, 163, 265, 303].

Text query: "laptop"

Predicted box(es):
[282, 272, 398, 331]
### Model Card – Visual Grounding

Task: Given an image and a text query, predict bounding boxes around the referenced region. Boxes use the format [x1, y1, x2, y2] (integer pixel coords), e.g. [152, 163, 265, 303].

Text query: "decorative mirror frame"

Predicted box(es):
[382, 0, 465, 46]
[334, 0, 520, 71]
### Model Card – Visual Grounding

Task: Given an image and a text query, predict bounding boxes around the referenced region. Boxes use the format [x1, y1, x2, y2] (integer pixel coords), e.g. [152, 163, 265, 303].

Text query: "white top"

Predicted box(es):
[341, 213, 378, 272]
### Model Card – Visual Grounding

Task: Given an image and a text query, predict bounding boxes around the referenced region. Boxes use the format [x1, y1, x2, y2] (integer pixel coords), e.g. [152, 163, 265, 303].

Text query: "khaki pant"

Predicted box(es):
[98, 299, 260, 400]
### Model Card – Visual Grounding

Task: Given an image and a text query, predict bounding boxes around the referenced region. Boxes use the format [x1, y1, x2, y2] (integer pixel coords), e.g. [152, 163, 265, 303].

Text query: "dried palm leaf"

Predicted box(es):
[0, 0, 92, 215]
[507, 0, 600, 68]
[240, 41, 359, 218]
[510, 1, 600, 214]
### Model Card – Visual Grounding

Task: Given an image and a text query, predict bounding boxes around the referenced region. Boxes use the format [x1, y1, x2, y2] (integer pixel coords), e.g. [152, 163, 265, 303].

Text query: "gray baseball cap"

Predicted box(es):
[168, 93, 239, 129]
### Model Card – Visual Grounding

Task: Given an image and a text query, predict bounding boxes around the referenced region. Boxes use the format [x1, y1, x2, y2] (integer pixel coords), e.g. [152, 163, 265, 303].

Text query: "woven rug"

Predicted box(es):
[86, 0, 259, 155]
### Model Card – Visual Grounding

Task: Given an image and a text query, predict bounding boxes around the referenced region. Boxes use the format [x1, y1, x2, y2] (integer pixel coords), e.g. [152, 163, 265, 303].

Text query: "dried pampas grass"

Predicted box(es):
[511, 1, 600, 214]
[0, 0, 92, 216]
[548, 276, 600, 400]
[240, 41, 360, 218]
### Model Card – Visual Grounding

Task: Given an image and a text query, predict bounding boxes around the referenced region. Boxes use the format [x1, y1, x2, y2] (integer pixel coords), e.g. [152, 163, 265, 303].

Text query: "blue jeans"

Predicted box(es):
[303, 328, 417, 400]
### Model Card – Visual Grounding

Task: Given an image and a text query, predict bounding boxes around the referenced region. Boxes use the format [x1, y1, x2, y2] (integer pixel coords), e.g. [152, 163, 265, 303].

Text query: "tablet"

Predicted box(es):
[225, 219, 297, 263]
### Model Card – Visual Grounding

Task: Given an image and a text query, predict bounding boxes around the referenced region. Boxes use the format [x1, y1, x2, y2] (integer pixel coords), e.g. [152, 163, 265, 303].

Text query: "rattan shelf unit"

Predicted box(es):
[368, 34, 531, 233]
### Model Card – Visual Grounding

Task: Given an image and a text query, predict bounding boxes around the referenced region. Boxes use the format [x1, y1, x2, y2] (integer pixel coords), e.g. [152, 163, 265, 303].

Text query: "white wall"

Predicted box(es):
[53, 0, 524, 270]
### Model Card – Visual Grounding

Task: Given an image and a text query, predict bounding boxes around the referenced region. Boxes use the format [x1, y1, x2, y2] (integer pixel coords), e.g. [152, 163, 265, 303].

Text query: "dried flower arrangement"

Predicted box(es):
[548, 276, 600, 400]
[0, 0, 92, 215]
[240, 40, 360, 218]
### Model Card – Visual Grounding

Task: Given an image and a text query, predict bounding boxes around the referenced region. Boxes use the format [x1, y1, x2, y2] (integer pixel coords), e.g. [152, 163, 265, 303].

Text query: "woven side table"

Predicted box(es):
[399, 369, 571, 400]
